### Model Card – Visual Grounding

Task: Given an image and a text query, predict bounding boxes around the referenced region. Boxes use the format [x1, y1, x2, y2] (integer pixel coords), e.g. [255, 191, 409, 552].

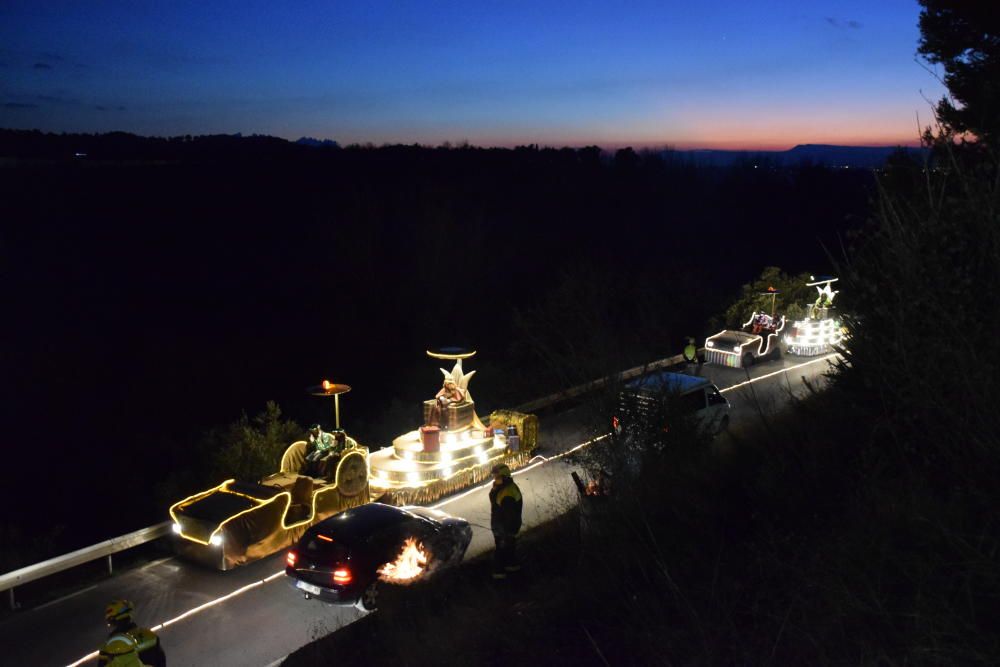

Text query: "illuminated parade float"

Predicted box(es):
[170, 381, 370, 570]
[784, 276, 844, 356]
[369, 348, 538, 505]
[705, 287, 786, 368]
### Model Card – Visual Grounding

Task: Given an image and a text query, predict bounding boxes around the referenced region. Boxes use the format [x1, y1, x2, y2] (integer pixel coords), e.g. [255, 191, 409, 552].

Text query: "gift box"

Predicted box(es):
[420, 425, 440, 452]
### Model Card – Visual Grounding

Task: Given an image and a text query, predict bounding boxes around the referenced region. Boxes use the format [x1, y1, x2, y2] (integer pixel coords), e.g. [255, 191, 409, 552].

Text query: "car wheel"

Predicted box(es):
[356, 581, 379, 612]
[741, 354, 754, 368]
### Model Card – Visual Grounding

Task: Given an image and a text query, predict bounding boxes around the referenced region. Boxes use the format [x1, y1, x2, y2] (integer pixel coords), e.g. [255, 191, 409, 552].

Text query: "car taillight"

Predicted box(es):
[286, 551, 297, 567]
[612, 416, 620, 430]
[333, 567, 352, 584]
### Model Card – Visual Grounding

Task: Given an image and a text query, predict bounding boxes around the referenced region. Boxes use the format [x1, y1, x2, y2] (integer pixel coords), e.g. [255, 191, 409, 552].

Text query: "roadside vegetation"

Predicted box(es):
[286, 3, 1000, 664]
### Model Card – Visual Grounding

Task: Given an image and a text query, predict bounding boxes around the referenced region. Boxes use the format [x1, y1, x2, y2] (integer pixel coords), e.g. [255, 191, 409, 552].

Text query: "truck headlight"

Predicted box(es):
[209, 534, 224, 547]
[732, 345, 741, 352]
[706, 341, 714, 348]
[171, 523, 182, 534]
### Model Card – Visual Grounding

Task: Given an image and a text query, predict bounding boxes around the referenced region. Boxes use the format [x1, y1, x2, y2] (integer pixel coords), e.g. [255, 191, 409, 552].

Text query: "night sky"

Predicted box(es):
[1, 0, 943, 148]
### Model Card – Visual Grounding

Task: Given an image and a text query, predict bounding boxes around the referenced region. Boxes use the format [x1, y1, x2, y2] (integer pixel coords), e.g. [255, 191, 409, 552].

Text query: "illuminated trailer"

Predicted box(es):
[368, 348, 538, 505]
[169, 382, 370, 570]
[784, 276, 844, 356]
[705, 287, 785, 368]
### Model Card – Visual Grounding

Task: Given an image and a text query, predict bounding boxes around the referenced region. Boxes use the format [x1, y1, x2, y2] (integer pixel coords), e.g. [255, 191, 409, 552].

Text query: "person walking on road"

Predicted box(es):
[489, 463, 523, 579]
[100, 599, 166, 667]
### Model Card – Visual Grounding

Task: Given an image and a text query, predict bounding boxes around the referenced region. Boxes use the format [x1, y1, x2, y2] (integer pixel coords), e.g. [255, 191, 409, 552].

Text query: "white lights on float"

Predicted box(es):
[407, 472, 420, 484]
[477, 452, 489, 464]
[445, 433, 456, 445]
[443, 467, 453, 478]
[440, 451, 452, 463]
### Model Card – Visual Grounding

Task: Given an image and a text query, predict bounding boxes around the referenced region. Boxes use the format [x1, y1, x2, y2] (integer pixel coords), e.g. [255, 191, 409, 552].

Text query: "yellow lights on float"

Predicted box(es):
[169, 451, 368, 546]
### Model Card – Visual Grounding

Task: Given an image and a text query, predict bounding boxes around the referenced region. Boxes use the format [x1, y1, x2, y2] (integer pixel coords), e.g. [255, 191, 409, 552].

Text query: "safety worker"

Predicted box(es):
[489, 463, 523, 579]
[96, 631, 144, 667]
[101, 599, 166, 667]
[682, 337, 700, 375]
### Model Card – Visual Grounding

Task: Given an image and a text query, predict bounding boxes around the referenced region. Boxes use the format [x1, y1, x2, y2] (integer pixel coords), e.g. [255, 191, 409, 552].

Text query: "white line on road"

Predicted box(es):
[65, 354, 836, 667]
[718, 354, 838, 394]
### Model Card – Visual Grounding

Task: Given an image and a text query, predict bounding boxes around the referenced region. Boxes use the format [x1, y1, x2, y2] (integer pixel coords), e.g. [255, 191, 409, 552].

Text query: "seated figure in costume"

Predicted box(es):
[427, 378, 465, 428]
[304, 424, 346, 477]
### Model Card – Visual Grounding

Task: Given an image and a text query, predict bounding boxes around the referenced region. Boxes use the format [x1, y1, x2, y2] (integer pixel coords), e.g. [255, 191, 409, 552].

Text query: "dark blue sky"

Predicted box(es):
[0, 0, 943, 148]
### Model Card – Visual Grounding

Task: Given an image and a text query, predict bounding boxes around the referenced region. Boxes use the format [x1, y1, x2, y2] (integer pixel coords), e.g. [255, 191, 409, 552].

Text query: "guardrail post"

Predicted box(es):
[8, 587, 18, 610]
[107, 555, 113, 576]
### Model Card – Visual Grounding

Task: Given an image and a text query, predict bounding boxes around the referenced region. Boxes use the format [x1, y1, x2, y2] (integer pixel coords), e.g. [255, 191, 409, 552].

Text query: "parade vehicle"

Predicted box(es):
[613, 371, 731, 439]
[285, 502, 473, 611]
[705, 287, 786, 368]
[784, 276, 844, 356]
[368, 347, 538, 505]
[169, 381, 370, 570]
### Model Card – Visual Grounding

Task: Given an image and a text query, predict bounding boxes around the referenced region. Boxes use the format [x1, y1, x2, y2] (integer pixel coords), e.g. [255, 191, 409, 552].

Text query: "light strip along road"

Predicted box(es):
[0, 354, 835, 667]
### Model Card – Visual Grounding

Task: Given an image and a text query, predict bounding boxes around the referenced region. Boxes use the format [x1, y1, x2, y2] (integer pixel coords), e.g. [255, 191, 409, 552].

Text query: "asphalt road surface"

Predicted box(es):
[0, 353, 836, 667]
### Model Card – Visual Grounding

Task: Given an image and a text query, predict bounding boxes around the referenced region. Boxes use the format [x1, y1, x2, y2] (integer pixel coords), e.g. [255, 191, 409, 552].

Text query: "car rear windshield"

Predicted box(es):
[302, 534, 349, 561]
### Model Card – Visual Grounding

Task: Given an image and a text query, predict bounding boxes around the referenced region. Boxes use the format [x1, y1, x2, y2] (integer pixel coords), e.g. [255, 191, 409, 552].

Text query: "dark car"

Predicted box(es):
[285, 502, 472, 611]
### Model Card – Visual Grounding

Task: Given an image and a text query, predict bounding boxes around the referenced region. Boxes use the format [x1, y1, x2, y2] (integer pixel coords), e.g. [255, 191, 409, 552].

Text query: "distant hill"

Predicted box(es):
[668, 144, 926, 168]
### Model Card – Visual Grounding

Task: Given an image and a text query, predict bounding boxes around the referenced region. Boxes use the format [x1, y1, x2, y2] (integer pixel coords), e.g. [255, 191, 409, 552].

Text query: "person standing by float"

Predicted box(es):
[489, 463, 523, 579]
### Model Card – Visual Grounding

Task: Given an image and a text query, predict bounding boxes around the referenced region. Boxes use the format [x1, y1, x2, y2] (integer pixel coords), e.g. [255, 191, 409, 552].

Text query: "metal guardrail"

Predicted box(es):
[0, 352, 691, 610]
[515, 352, 688, 413]
[1, 521, 172, 609]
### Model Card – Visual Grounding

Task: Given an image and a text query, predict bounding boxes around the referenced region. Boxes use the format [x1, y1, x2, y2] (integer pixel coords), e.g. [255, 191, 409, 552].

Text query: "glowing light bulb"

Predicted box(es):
[477, 452, 488, 464]
[440, 452, 452, 463]
[407, 472, 420, 484]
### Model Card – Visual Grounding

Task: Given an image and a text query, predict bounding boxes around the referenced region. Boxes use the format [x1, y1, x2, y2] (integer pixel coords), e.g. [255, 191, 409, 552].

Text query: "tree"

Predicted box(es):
[918, 0, 1000, 146]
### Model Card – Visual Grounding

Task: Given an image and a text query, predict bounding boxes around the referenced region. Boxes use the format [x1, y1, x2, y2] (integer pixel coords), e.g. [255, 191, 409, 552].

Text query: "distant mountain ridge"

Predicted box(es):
[668, 143, 926, 168]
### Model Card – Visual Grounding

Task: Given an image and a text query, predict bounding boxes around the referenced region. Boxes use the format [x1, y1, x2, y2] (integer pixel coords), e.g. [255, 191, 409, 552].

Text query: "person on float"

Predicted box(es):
[427, 377, 465, 428]
[489, 463, 523, 579]
[100, 599, 166, 667]
[304, 424, 336, 476]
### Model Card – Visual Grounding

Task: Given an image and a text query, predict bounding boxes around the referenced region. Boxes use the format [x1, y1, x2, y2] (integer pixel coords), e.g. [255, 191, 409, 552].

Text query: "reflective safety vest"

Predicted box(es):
[490, 478, 523, 535]
[127, 626, 164, 667]
[683, 343, 697, 362]
[98, 632, 144, 667]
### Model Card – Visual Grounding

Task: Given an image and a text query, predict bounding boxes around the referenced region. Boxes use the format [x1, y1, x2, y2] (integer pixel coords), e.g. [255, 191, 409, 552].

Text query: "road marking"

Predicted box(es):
[65, 355, 836, 667]
[65, 571, 286, 667]
[718, 354, 839, 394]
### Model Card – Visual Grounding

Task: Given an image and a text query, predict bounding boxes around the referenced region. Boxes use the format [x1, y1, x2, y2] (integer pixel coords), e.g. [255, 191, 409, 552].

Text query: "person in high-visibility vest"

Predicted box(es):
[489, 463, 523, 579]
[96, 631, 144, 667]
[683, 337, 700, 375]
[101, 599, 166, 667]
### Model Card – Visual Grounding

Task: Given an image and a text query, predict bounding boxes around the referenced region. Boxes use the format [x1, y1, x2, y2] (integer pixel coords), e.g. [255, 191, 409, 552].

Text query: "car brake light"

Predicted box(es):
[286, 551, 297, 567]
[612, 416, 620, 430]
[333, 567, 352, 584]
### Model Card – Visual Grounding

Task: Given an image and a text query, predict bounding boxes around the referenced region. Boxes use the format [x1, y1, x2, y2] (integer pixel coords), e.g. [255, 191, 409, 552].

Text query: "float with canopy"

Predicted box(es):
[169, 380, 370, 570]
[368, 347, 538, 505]
[784, 276, 844, 356]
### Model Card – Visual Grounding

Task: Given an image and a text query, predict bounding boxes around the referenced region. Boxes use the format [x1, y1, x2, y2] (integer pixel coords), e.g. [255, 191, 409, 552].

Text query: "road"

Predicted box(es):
[0, 353, 836, 666]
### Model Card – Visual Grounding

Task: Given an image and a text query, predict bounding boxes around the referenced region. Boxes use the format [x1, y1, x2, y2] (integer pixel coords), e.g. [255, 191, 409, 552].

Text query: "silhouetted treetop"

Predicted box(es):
[918, 0, 1000, 145]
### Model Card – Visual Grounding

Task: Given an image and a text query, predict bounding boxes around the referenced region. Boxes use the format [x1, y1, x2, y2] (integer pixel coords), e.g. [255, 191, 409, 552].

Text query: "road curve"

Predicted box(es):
[0, 354, 835, 667]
